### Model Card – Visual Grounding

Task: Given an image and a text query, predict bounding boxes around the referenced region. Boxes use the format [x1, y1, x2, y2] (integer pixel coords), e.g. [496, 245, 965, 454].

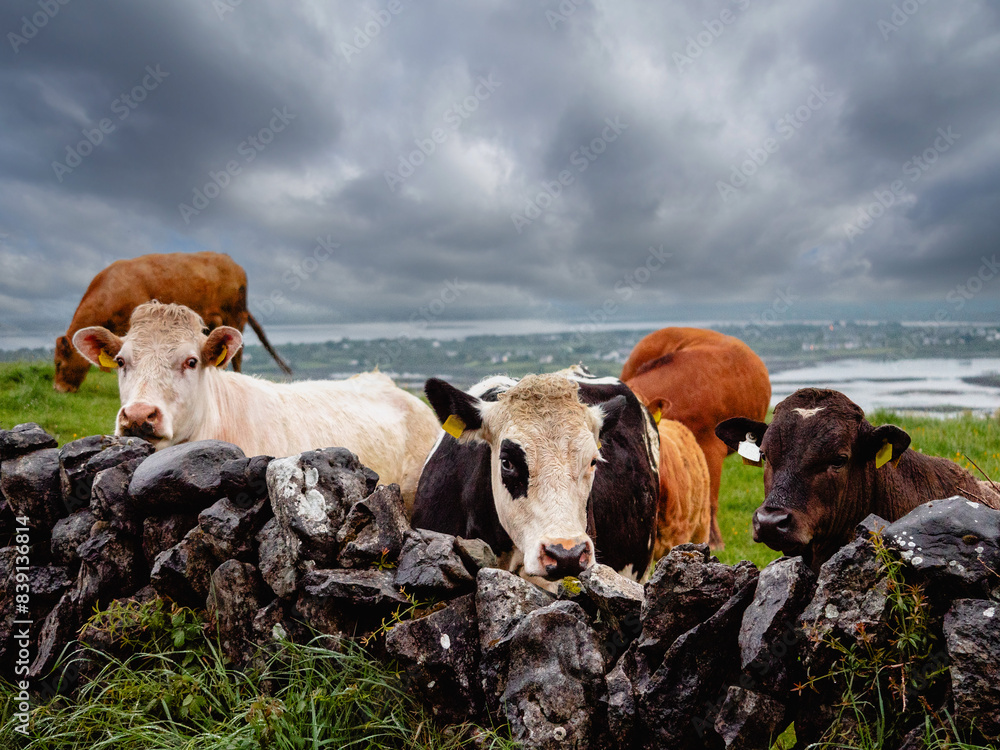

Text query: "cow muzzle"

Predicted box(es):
[752, 505, 810, 553]
[537, 537, 593, 579]
[117, 402, 167, 442]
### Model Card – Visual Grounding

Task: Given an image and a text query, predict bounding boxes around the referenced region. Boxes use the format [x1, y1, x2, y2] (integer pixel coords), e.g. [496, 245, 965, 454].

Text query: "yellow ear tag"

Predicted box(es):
[442, 414, 466, 439]
[652, 409, 662, 425]
[98, 351, 118, 369]
[875, 440, 892, 469]
[214, 346, 227, 367]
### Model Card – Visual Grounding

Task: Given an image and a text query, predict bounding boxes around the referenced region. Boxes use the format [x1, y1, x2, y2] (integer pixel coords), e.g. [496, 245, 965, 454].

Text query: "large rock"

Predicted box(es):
[149, 526, 222, 607]
[799, 533, 892, 658]
[267, 448, 374, 566]
[497, 601, 608, 750]
[0, 423, 57, 461]
[59, 435, 153, 514]
[635, 581, 759, 750]
[1, 447, 64, 530]
[199, 495, 271, 561]
[76, 523, 146, 608]
[217, 454, 273, 510]
[385, 593, 483, 722]
[579, 563, 644, 636]
[129, 440, 245, 511]
[738, 555, 816, 696]
[336, 483, 410, 568]
[257, 517, 300, 599]
[885, 495, 1000, 599]
[207, 560, 271, 666]
[90, 457, 149, 535]
[141, 513, 200, 568]
[0, 549, 72, 672]
[714, 686, 788, 750]
[295, 568, 409, 638]
[28, 588, 83, 680]
[394, 528, 475, 596]
[943, 598, 1000, 740]
[454, 537, 497, 574]
[637, 545, 741, 666]
[476, 568, 555, 715]
[50, 509, 96, 566]
[796, 530, 892, 746]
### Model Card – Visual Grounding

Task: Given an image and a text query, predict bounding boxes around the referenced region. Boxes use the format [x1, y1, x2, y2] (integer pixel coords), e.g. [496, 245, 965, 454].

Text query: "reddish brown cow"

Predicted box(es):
[55, 252, 291, 392]
[622, 327, 771, 549]
[646, 398, 711, 556]
[716, 388, 1000, 570]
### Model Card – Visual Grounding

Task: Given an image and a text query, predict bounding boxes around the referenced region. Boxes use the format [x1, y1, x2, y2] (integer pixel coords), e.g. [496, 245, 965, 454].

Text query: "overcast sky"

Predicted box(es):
[1, 0, 999, 338]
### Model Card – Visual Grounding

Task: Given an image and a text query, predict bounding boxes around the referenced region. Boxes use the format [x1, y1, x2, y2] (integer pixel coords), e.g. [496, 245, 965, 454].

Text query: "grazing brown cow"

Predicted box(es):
[647, 401, 712, 556]
[716, 388, 1000, 571]
[55, 252, 291, 392]
[622, 327, 771, 549]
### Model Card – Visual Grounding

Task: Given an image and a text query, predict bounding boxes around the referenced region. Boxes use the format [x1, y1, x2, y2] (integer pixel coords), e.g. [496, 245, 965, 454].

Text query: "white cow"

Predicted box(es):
[73, 301, 440, 503]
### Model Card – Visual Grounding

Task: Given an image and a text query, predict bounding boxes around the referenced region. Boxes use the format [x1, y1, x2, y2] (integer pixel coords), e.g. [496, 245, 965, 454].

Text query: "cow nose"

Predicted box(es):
[752, 506, 794, 546]
[540, 540, 591, 578]
[120, 402, 162, 438]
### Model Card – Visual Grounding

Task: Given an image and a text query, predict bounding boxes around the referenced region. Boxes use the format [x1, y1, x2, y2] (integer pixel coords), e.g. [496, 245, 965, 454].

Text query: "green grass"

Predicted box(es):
[0, 362, 121, 443]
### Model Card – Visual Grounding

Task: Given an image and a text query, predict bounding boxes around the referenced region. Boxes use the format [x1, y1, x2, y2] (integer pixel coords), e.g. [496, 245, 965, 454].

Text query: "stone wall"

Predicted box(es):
[1, 423, 997, 749]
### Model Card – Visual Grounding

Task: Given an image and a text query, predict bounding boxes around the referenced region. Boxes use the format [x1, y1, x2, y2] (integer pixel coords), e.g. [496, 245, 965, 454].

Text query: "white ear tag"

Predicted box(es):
[738, 432, 761, 465]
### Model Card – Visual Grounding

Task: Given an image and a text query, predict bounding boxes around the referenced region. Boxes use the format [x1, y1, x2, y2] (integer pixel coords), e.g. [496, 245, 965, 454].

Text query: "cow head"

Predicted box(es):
[54, 335, 92, 393]
[425, 373, 626, 581]
[72, 301, 241, 449]
[716, 388, 910, 567]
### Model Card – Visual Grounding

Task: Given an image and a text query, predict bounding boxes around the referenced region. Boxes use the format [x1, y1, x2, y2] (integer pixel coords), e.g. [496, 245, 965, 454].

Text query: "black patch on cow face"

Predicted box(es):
[499, 439, 529, 499]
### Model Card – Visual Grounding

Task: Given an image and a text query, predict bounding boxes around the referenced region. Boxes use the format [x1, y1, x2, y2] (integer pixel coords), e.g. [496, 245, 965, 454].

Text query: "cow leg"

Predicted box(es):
[701, 437, 729, 550]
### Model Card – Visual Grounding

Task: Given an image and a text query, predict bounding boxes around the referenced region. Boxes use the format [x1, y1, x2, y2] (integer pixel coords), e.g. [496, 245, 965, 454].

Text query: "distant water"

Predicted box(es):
[770, 358, 1000, 417]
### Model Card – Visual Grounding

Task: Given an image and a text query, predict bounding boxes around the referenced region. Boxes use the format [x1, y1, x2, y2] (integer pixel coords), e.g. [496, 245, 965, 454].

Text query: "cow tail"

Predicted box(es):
[246, 312, 293, 376]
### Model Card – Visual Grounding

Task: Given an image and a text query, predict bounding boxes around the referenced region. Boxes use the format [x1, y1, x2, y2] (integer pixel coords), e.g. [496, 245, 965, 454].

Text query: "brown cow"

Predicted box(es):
[647, 398, 711, 556]
[716, 388, 1000, 571]
[622, 327, 771, 549]
[55, 252, 291, 392]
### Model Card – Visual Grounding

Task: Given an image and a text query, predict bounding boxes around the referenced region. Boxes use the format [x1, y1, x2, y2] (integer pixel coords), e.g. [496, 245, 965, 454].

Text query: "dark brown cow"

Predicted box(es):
[716, 388, 1000, 570]
[55, 252, 291, 392]
[622, 327, 771, 549]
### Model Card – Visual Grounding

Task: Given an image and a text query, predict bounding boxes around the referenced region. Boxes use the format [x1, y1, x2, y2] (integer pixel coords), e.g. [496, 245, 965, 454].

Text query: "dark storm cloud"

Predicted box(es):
[1, 0, 998, 337]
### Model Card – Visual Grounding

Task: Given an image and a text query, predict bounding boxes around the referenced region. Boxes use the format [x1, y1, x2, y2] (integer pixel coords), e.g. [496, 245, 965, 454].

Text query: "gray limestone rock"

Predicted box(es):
[129, 440, 245, 511]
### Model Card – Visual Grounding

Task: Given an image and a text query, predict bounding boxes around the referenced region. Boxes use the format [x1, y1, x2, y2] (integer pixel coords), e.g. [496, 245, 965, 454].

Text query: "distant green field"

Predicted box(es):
[2, 361, 998, 571]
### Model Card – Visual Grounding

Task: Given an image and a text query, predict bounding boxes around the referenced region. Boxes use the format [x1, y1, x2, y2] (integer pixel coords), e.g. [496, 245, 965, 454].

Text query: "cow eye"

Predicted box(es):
[829, 455, 849, 468]
[185, 357, 199, 370]
[115, 357, 125, 368]
[590, 458, 598, 468]
[500, 457, 514, 474]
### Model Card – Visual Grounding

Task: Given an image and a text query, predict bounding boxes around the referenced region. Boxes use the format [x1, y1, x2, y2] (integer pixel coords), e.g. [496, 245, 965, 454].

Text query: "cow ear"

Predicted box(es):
[862, 424, 911, 467]
[644, 396, 670, 424]
[593, 395, 627, 437]
[425, 378, 486, 441]
[203, 326, 243, 368]
[72, 327, 123, 369]
[715, 417, 768, 451]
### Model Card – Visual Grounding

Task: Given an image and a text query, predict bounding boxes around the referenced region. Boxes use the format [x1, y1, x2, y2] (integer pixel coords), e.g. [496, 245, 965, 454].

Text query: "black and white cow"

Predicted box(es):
[413, 366, 660, 586]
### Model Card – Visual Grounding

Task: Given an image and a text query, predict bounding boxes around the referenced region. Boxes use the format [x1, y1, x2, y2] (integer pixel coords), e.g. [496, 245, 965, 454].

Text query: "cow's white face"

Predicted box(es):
[426, 373, 625, 580]
[72, 302, 241, 449]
